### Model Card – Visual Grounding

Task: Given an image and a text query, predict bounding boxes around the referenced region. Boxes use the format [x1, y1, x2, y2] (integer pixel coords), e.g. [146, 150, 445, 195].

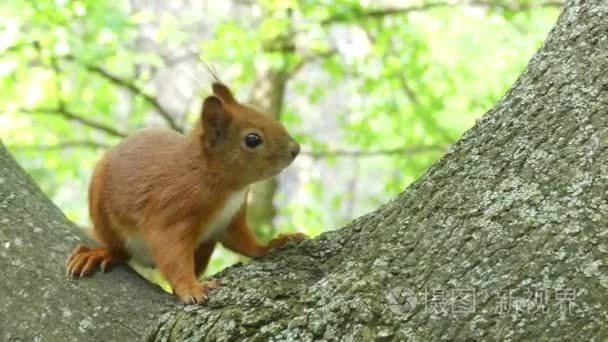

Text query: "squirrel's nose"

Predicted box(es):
[289, 141, 300, 159]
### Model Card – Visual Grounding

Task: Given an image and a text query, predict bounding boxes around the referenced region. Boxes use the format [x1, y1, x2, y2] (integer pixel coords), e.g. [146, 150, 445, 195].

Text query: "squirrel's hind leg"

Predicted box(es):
[68, 156, 129, 277]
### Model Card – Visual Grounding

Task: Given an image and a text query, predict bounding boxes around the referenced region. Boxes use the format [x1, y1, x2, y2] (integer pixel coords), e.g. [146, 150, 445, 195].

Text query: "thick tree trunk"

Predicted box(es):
[2, 0, 607, 340]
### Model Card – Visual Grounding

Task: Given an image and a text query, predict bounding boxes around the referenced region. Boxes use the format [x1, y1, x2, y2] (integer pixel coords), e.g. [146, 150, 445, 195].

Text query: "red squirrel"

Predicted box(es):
[66, 82, 305, 303]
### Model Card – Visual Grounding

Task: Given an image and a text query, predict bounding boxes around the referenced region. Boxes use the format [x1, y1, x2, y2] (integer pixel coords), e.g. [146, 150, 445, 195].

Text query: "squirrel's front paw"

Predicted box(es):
[175, 279, 220, 304]
[267, 232, 307, 252]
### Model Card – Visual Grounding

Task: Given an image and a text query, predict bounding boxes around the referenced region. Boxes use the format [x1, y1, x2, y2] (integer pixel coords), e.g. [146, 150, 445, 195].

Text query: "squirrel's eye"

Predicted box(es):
[244, 133, 263, 148]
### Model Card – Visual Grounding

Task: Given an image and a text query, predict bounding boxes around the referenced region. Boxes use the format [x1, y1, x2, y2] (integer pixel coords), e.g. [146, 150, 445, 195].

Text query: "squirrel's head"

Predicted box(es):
[195, 82, 299, 185]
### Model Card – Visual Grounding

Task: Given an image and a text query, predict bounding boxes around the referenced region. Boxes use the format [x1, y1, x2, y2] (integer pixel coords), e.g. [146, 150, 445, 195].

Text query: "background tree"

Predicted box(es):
[2, 0, 608, 340]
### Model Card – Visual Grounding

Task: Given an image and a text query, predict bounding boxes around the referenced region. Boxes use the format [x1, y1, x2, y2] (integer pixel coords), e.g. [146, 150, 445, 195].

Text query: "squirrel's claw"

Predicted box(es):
[176, 279, 220, 304]
[66, 245, 119, 278]
[267, 232, 307, 250]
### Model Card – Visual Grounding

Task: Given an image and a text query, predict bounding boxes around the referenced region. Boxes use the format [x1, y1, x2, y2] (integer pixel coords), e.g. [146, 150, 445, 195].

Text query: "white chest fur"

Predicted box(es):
[198, 188, 248, 243]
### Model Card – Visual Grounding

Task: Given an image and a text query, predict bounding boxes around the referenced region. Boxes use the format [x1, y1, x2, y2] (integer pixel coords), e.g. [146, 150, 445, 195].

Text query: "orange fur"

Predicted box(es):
[66, 82, 306, 304]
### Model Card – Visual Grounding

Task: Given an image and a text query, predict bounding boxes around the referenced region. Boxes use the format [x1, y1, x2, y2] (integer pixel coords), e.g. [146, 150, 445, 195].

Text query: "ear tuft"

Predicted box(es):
[203, 95, 223, 113]
[212, 82, 236, 104]
[201, 95, 230, 147]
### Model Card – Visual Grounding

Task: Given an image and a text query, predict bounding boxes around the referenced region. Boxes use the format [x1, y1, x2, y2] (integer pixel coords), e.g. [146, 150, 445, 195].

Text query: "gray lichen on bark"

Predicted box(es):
[2, 0, 608, 341]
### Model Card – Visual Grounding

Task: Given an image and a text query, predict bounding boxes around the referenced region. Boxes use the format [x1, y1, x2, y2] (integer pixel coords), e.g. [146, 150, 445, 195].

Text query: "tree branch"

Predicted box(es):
[321, 0, 565, 25]
[289, 48, 338, 77]
[11, 140, 110, 151]
[63, 55, 183, 133]
[21, 107, 127, 138]
[302, 144, 447, 158]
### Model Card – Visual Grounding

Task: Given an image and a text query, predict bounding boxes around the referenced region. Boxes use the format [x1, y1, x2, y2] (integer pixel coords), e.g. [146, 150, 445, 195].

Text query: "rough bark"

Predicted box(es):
[2, 0, 608, 340]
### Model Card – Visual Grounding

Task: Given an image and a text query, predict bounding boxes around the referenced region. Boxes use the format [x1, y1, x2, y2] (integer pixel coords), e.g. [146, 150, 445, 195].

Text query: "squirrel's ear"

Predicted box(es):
[201, 95, 231, 147]
[212, 82, 236, 104]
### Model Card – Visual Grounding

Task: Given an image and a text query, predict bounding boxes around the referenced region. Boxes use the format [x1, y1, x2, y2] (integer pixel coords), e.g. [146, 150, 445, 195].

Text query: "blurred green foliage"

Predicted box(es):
[0, 0, 560, 275]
